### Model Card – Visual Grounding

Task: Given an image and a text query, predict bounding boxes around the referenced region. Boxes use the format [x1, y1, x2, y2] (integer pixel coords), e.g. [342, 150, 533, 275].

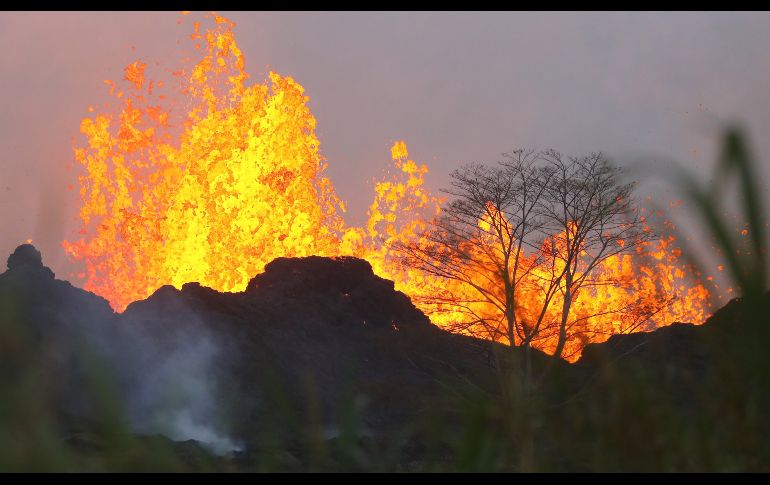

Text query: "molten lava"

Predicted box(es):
[64, 13, 712, 361]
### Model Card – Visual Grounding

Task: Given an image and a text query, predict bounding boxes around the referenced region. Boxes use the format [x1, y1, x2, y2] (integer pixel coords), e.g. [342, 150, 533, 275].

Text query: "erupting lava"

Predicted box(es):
[64, 13, 712, 361]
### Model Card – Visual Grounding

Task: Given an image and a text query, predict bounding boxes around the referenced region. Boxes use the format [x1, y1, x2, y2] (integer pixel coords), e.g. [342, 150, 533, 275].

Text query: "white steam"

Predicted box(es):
[119, 310, 243, 456]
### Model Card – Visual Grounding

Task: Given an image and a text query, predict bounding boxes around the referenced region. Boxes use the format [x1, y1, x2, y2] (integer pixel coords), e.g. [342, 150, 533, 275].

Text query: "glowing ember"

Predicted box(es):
[64, 13, 712, 361]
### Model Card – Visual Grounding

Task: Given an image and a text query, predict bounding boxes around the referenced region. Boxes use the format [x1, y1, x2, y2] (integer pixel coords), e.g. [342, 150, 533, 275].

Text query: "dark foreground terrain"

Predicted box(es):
[1, 244, 768, 471]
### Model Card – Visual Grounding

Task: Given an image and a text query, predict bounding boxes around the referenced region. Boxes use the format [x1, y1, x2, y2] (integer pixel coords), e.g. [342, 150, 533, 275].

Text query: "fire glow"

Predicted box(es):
[63, 13, 712, 361]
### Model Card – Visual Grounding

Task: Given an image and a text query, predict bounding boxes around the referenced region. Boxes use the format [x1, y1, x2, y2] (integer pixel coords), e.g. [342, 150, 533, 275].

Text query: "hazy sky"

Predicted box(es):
[1, 11, 769, 282]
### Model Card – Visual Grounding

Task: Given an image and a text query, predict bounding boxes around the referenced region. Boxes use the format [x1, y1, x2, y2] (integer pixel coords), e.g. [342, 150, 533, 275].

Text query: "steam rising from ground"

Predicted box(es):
[1, 244, 243, 455]
[119, 316, 243, 455]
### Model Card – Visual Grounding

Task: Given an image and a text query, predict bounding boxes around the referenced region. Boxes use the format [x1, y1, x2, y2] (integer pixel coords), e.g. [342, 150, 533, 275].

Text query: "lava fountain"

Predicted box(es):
[63, 13, 712, 361]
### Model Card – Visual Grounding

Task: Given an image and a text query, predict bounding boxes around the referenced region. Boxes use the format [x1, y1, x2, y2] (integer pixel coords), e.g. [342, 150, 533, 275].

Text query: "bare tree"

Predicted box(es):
[537, 151, 652, 360]
[395, 148, 655, 370]
[393, 150, 564, 366]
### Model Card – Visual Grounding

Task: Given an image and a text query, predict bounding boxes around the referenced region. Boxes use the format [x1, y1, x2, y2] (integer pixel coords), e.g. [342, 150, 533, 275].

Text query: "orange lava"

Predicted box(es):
[64, 13, 712, 361]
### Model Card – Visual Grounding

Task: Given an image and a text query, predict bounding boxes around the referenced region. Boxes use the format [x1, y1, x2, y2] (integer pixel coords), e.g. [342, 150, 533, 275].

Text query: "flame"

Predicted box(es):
[63, 13, 345, 310]
[64, 13, 712, 360]
[358, 172, 713, 361]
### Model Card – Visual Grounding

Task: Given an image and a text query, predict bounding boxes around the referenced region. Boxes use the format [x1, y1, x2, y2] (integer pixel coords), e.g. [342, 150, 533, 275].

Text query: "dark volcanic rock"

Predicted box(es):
[574, 291, 770, 429]
[578, 322, 708, 371]
[7, 243, 54, 278]
[0, 244, 114, 326]
[578, 292, 770, 376]
[122, 255, 499, 447]
[245, 255, 432, 329]
[4, 244, 768, 470]
[0, 250, 501, 459]
[0, 244, 125, 430]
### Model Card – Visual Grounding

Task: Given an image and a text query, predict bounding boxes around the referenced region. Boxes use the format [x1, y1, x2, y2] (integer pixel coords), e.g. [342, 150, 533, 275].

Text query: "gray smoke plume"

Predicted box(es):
[115, 305, 244, 455]
[0, 244, 244, 455]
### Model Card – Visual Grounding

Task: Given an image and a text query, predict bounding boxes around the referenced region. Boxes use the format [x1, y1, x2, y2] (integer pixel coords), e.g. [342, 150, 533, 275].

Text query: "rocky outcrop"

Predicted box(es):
[0, 245, 500, 457]
[121, 254, 500, 447]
